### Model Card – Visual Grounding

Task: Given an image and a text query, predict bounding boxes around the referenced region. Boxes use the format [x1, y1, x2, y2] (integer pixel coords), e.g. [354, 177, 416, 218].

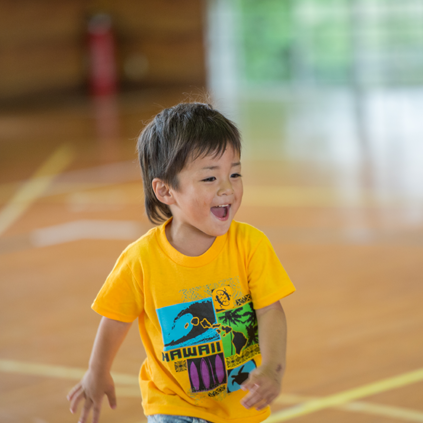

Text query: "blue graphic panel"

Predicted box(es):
[157, 298, 220, 351]
[227, 359, 257, 393]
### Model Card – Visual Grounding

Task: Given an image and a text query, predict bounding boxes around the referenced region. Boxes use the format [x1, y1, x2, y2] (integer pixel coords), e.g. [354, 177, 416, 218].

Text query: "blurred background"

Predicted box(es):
[1, 1, 422, 422]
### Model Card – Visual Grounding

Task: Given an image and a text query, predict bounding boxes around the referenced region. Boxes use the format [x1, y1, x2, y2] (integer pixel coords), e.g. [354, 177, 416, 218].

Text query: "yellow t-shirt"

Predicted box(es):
[92, 219, 295, 423]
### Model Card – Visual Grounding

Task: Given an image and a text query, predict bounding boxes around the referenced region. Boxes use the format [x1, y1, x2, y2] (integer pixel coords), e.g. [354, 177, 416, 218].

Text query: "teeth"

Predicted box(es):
[217, 204, 229, 207]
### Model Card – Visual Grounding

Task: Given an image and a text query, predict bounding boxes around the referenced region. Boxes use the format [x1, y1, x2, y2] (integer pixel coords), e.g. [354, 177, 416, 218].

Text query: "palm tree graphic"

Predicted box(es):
[244, 321, 259, 347]
[241, 302, 256, 324]
[242, 302, 259, 348]
[220, 308, 244, 355]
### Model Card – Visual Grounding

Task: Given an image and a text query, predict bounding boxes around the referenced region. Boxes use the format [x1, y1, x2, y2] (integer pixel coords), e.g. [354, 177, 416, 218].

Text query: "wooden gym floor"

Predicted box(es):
[0, 89, 422, 423]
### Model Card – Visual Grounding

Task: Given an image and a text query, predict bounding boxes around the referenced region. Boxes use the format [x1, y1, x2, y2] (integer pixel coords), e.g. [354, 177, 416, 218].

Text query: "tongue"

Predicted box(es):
[211, 206, 227, 218]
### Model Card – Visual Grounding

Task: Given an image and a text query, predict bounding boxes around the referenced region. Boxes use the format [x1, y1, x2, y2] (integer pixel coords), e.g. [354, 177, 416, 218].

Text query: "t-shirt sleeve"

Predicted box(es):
[247, 234, 295, 309]
[91, 251, 144, 323]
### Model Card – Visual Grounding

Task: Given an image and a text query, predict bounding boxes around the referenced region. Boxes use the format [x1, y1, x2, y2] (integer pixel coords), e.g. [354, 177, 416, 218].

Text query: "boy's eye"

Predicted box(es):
[202, 177, 216, 182]
[231, 173, 242, 178]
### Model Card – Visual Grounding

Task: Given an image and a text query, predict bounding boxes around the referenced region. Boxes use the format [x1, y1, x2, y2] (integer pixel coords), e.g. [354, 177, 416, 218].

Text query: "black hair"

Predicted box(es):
[137, 102, 241, 224]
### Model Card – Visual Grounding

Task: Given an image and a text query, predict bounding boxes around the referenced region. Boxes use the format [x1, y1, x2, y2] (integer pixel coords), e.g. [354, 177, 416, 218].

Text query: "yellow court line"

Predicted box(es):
[120, 398, 423, 423]
[0, 359, 138, 385]
[2, 359, 423, 422]
[267, 368, 423, 422]
[274, 392, 423, 422]
[0, 144, 74, 236]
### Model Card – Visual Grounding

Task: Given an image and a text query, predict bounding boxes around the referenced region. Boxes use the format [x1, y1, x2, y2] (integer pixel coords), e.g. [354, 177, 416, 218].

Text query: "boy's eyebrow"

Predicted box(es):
[201, 162, 241, 170]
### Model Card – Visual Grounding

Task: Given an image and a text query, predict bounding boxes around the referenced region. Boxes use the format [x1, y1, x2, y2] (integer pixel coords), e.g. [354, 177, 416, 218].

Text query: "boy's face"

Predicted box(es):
[169, 145, 243, 237]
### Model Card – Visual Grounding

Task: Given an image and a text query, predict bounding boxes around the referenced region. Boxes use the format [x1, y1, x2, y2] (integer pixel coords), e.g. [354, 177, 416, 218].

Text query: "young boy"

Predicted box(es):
[67, 103, 295, 423]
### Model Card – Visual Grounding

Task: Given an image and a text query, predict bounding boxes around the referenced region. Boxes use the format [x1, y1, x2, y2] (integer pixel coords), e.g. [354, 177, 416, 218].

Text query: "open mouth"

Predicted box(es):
[211, 204, 230, 220]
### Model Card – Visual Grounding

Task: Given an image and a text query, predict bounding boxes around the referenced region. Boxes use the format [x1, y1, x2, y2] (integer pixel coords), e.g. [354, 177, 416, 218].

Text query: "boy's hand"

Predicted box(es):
[240, 364, 282, 411]
[67, 370, 116, 423]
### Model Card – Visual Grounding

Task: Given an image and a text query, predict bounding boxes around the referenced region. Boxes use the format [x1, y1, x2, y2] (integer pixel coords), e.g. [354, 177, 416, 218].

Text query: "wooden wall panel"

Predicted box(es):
[0, 0, 87, 100]
[121, 37, 205, 84]
[1, 44, 84, 98]
[0, 0, 85, 44]
[114, 0, 204, 34]
[0, 0, 206, 103]
[112, 0, 206, 87]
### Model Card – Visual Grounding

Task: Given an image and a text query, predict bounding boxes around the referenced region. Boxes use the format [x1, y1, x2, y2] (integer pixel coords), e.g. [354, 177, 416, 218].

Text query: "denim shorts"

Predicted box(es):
[147, 415, 212, 423]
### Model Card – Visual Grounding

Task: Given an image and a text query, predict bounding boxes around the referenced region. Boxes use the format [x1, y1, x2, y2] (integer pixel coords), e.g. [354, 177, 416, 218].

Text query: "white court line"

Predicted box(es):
[2, 167, 421, 209]
[343, 402, 423, 422]
[116, 386, 142, 397]
[1, 359, 422, 422]
[0, 359, 138, 385]
[30, 220, 145, 247]
[12, 220, 418, 250]
[0, 144, 74, 236]
[243, 186, 423, 208]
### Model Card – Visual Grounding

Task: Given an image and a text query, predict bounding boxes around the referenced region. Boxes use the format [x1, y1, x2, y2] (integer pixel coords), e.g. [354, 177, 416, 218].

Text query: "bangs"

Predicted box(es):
[190, 131, 241, 162]
[164, 107, 242, 178]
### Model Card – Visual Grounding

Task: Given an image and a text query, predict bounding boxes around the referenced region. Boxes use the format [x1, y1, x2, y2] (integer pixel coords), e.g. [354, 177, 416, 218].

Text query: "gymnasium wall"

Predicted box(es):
[0, 0, 206, 103]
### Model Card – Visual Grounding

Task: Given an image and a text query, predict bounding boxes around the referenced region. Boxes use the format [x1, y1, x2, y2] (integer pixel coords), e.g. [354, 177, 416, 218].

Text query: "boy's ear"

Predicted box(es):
[152, 178, 175, 205]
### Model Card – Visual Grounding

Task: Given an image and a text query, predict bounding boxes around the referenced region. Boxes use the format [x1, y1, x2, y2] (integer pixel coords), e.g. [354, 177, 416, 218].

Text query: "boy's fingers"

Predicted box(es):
[106, 387, 117, 410]
[241, 383, 278, 409]
[78, 398, 93, 423]
[69, 388, 84, 414]
[241, 371, 262, 391]
[91, 403, 103, 423]
[255, 397, 270, 411]
[246, 393, 270, 411]
[241, 380, 257, 391]
[243, 379, 260, 393]
[67, 383, 82, 401]
[241, 368, 281, 409]
[256, 390, 280, 410]
[242, 394, 262, 409]
[241, 386, 262, 409]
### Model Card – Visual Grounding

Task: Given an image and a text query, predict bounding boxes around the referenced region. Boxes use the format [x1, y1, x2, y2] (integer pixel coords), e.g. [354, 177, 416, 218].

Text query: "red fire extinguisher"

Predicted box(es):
[87, 14, 118, 97]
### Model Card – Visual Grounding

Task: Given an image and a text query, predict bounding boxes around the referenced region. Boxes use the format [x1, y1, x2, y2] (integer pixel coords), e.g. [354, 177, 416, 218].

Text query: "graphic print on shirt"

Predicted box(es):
[161, 340, 222, 363]
[157, 282, 260, 398]
[187, 353, 227, 393]
[179, 277, 243, 303]
[217, 301, 258, 359]
[156, 298, 220, 351]
[212, 286, 234, 312]
[227, 359, 257, 393]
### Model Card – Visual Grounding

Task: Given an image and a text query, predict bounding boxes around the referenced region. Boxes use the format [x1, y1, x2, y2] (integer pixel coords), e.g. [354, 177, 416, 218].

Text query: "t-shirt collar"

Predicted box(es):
[156, 218, 228, 267]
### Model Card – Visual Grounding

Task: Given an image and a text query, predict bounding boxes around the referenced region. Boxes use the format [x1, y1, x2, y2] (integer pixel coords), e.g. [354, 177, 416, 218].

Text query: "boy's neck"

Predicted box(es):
[165, 220, 216, 257]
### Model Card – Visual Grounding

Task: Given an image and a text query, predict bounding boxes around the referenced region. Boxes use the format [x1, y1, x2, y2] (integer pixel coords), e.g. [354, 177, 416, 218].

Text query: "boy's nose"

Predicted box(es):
[218, 180, 234, 196]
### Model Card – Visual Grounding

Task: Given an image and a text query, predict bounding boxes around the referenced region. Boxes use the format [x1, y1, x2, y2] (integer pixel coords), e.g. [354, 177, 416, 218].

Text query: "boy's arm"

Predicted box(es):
[241, 301, 287, 410]
[67, 316, 132, 423]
